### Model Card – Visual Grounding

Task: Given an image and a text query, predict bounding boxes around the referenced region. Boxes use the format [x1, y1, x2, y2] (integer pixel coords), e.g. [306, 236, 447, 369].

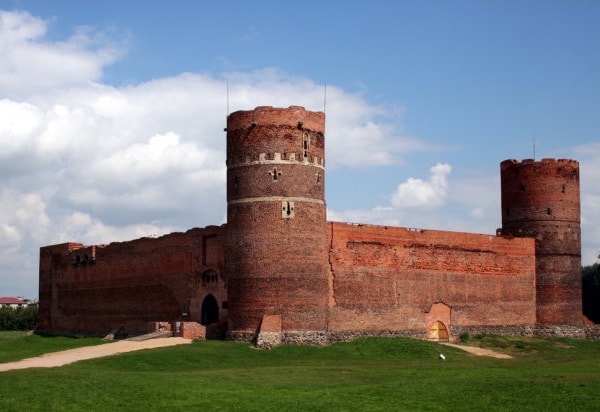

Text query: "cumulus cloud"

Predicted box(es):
[571, 142, 600, 265]
[2, 7, 598, 299]
[391, 163, 451, 209]
[0, 10, 124, 98]
[328, 163, 501, 238]
[0, 10, 433, 298]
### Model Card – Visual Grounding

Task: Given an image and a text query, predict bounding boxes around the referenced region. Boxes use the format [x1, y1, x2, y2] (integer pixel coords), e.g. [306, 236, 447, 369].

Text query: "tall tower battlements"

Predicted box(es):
[225, 106, 329, 343]
[500, 158, 582, 325]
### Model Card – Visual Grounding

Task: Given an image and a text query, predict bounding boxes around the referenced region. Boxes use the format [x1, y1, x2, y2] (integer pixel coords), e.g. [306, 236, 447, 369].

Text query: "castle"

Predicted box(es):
[38, 106, 585, 345]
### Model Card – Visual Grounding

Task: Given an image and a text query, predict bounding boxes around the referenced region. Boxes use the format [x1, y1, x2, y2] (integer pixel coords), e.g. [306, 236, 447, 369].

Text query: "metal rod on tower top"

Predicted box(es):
[323, 84, 327, 114]
[227, 80, 230, 116]
[533, 131, 536, 160]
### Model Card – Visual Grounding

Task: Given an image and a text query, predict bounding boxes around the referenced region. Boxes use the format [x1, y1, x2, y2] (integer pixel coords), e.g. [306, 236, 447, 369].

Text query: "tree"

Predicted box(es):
[582, 252, 600, 323]
[0, 305, 38, 330]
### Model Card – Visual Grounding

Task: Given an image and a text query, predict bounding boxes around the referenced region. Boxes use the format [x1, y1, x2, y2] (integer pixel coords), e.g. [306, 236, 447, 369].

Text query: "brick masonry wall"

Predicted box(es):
[327, 222, 537, 340]
[225, 106, 329, 336]
[172, 321, 206, 340]
[37, 108, 588, 344]
[501, 158, 582, 325]
[38, 226, 227, 336]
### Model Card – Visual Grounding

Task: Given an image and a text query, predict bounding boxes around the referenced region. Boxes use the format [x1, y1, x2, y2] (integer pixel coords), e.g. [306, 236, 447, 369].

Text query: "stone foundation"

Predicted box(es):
[584, 325, 600, 339]
[451, 324, 598, 340]
[282, 331, 328, 346]
[256, 332, 282, 349]
[226, 330, 257, 343]
[327, 330, 426, 343]
[231, 324, 599, 348]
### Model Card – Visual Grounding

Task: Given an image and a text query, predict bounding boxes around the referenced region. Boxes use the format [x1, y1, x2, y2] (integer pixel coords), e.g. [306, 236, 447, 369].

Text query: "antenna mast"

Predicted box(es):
[533, 130, 536, 160]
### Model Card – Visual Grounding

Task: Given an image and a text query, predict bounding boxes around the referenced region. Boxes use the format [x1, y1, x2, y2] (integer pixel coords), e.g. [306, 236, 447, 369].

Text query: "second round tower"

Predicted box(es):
[500, 158, 582, 325]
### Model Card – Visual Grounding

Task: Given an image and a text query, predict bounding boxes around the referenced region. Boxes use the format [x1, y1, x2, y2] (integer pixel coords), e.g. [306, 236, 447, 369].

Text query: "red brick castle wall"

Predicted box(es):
[327, 223, 536, 340]
[501, 158, 582, 325]
[38, 226, 226, 336]
[37, 106, 585, 342]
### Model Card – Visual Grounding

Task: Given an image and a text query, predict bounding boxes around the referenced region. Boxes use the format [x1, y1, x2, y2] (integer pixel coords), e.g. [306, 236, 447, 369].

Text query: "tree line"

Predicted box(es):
[583, 253, 600, 323]
[0, 305, 38, 330]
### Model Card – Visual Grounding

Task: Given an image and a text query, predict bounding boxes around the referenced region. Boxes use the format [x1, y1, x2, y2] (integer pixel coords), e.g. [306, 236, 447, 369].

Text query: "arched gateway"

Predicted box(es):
[428, 321, 449, 341]
[201, 294, 219, 326]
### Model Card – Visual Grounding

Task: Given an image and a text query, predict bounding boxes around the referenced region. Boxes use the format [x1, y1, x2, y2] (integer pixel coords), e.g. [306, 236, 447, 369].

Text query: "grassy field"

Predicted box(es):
[0, 332, 598, 411]
[0, 331, 103, 363]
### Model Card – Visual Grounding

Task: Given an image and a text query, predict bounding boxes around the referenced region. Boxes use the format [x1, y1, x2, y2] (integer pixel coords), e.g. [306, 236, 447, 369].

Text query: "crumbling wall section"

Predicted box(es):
[38, 226, 226, 336]
[327, 222, 537, 339]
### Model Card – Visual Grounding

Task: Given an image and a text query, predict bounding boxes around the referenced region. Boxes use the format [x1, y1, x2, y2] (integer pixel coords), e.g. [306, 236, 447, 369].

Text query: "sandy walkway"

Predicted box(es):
[441, 342, 513, 359]
[0, 337, 192, 372]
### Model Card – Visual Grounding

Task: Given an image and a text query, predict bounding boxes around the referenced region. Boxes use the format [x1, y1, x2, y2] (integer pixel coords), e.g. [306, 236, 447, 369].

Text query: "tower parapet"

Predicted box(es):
[500, 158, 582, 325]
[225, 106, 329, 343]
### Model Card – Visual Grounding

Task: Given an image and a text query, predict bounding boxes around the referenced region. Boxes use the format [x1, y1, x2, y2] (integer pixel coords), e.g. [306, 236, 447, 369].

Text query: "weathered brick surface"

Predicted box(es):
[501, 158, 582, 325]
[38, 107, 588, 343]
[173, 321, 206, 340]
[256, 314, 282, 349]
[38, 227, 227, 336]
[327, 223, 537, 340]
[225, 107, 329, 338]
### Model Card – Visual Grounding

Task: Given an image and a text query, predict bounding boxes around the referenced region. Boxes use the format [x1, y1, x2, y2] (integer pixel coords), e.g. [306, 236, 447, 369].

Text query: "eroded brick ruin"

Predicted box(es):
[38, 106, 587, 345]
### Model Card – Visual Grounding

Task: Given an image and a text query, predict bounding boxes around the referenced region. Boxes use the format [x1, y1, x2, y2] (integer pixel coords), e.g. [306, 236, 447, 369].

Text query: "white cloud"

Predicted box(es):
[2, 7, 598, 301]
[328, 164, 501, 238]
[0, 10, 124, 98]
[0, 10, 435, 298]
[0, 189, 50, 243]
[571, 142, 600, 265]
[391, 163, 451, 209]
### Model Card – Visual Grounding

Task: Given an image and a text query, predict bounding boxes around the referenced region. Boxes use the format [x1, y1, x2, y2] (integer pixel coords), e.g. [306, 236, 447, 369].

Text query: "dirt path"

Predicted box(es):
[441, 342, 513, 359]
[0, 337, 192, 372]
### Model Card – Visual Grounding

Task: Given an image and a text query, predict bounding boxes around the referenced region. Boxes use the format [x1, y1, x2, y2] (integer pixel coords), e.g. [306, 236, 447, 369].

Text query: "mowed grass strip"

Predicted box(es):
[0, 334, 598, 411]
[0, 331, 103, 363]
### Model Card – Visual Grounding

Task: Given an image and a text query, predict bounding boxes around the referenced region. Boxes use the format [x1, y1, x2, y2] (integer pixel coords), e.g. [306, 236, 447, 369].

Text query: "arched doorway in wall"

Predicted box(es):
[201, 294, 219, 326]
[428, 321, 449, 341]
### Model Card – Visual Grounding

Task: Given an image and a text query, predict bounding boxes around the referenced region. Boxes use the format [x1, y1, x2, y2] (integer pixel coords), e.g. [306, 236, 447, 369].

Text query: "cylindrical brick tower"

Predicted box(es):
[225, 106, 329, 343]
[500, 158, 582, 325]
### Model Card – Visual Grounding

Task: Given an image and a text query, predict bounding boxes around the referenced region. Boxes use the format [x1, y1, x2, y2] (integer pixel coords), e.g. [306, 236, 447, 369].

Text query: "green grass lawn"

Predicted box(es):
[0, 331, 104, 363]
[0, 332, 598, 411]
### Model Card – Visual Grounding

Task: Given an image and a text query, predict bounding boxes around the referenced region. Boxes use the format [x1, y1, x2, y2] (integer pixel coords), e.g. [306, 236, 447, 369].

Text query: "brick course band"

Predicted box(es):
[228, 196, 325, 205]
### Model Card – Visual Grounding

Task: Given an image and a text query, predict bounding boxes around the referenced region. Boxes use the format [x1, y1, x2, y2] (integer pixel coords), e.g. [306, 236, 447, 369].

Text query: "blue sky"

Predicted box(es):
[1, 1, 599, 299]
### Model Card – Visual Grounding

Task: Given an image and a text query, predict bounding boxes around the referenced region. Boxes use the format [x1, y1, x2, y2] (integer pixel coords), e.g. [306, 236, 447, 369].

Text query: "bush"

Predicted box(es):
[0, 306, 38, 330]
[582, 259, 600, 323]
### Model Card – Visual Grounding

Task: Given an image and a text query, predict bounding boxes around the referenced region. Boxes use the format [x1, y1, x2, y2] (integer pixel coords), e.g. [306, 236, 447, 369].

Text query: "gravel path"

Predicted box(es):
[0, 337, 192, 372]
[441, 342, 513, 359]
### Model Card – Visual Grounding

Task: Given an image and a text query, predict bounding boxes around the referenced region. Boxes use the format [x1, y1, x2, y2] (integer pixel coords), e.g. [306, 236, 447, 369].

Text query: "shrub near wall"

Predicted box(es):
[0, 306, 38, 330]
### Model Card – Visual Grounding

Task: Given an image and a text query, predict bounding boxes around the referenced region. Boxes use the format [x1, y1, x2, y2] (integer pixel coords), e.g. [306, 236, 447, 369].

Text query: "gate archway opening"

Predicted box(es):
[428, 320, 449, 341]
[201, 294, 219, 326]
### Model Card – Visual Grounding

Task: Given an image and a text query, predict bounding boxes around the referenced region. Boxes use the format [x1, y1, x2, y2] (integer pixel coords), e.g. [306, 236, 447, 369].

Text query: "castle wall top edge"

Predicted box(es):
[229, 105, 324, 116]
[40, 242, 84, 252]
[40, 225, 226, 253]
[328, 220, 500, 239]
[500, 158, 579, 167]
[227, 106, 325, 133]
